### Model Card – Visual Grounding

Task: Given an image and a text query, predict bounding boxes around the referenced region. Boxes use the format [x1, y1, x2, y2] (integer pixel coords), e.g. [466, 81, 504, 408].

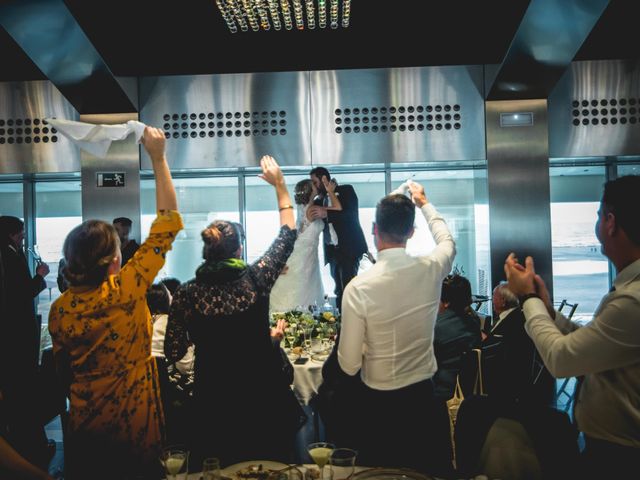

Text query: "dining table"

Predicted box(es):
[290, 351, 329, 406]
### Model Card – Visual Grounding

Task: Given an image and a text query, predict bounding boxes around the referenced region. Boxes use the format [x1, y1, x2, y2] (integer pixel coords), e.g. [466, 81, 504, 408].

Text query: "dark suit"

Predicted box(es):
[319, 184, 367, 311]
[0, 243, 48, 466]
[483, 307, 555, 406]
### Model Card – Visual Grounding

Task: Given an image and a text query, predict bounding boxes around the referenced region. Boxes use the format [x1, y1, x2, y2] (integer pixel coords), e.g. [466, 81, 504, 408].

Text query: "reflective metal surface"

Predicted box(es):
[486, 99, 554, 296]
[487, 0, 610, 101]
[549, 59, 640, 158]
[310, 66, 486, 164]
[139, 72, 310, 170]
[0, 81, 80, 173]
[80, 114, 141, 242]
[0, 0, 137, 114]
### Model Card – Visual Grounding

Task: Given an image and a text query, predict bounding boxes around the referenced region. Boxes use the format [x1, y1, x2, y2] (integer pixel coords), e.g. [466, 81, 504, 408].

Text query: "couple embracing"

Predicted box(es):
[270, 166, 368, 313]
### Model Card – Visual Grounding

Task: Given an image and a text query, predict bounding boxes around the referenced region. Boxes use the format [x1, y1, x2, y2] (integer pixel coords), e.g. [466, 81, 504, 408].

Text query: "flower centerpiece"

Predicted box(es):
[270, 307, 341, 349]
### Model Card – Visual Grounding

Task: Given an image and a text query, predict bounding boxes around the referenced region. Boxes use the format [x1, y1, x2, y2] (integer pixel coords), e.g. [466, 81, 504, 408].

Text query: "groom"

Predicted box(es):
[308, 167, 367, 311]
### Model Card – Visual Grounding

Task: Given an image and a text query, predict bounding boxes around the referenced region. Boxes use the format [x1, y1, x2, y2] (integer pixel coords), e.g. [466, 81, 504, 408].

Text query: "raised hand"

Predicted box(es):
[323, 175, 335, 193]
[36, 262, 50, 277]
[259, 155, 285, 186]
[141, 126, 166, 161]
[408, 180, 428, 207]
[504, 253, 537, 296]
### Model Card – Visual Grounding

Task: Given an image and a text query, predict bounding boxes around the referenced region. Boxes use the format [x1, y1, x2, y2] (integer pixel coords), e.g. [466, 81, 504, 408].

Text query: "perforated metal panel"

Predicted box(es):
[310, 66, 486, 164]
[139, 72, 310, 169]
[0, 81, 79, 173]
[549, 59, 640, 158]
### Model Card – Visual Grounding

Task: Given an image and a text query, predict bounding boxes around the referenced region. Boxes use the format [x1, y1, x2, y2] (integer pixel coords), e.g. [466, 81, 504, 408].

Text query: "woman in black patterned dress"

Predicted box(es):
[165, 156, 305, 467]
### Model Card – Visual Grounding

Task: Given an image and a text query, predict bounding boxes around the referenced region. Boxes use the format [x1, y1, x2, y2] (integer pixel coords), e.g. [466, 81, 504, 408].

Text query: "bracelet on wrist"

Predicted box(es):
[519, 292, 541, 305]
[278, 204, 293, 211]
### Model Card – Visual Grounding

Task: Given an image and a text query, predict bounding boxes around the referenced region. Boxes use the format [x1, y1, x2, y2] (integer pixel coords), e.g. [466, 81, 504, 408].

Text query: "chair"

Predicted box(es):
[554, 300, 579, 413]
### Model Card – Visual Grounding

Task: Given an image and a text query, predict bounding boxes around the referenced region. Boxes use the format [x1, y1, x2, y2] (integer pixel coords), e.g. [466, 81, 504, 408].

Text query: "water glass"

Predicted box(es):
[202, 457, 221, 480]
[329, 448, 357, 480]
[160, 445, 189, 480]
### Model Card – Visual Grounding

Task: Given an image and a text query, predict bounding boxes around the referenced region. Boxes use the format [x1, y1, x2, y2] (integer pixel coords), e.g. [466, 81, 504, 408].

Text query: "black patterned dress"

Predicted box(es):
[165, 225, 305, 466]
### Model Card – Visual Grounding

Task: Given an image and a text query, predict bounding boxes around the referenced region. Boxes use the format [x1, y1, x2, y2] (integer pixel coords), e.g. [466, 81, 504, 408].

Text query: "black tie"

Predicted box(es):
[322, 196, 331, 245]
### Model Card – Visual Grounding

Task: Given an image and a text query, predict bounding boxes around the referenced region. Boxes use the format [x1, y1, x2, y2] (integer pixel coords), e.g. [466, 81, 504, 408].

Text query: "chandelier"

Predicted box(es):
[215, 0, 352, 33]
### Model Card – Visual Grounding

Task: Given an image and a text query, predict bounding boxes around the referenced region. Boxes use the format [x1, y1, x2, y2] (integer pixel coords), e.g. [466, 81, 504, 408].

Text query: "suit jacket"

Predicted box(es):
[0, 244, 46, 384]
[483, 308, 555, 405]
[322, 184, 368, 263]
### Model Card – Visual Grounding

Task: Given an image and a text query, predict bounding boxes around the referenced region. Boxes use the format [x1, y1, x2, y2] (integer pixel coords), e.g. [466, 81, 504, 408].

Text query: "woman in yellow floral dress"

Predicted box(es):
[48, 127, 182, 479]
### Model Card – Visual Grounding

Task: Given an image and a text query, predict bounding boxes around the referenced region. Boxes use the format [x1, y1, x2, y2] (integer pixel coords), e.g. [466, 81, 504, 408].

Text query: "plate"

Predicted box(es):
[223, 460, 290, 480]
[311, 351, 330, 362]
[350, 468, 435, 480]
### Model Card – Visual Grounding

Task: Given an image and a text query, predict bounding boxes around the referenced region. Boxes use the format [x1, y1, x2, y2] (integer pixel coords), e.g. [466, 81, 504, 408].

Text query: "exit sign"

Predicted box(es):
[97, 172, 125, 187]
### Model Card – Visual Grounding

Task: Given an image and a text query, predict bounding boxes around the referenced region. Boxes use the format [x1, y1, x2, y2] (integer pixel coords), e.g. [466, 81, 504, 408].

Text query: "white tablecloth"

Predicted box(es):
[292, 355, 326, 405]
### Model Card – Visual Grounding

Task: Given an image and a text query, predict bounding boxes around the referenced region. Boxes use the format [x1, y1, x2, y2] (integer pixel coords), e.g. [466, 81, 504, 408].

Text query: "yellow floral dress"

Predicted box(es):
[48, 210, 183, 473]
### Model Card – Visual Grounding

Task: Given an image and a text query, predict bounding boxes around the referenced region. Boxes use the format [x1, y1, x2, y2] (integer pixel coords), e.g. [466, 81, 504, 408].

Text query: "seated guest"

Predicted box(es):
[482, 282, 554, 406]
[432, 273, 482, 401]
[48, 127, 182, 480]
[160, 276, 181, 297]
[504, 175, 640, 479]
[165, 155, 306, 467]
[147, 283, 194, 445]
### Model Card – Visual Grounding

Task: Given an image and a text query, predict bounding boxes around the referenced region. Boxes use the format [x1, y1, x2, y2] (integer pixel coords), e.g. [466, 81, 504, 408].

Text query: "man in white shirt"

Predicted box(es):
[338, 181, 456, 474]
[504, 175, 640, 479]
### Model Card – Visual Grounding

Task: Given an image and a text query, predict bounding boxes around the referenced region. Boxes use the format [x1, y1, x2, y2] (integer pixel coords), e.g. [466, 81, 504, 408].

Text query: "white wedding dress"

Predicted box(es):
[269, 204, 325, 312]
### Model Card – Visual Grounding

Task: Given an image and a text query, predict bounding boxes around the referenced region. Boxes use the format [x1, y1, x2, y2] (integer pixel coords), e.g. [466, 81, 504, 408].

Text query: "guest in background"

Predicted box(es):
[483, 282, 555, 406]
[48, 127, 182, 479]
[160, 276, 181, 297]
[0, 215, 51, 469]
[432, 273, 482, 401]
[338, 181, 455, 475]
[56, 257, 69, 293]
[165, 155, 306, 467]
[147, 283, 194, 445]
[112, 216, 140, 266]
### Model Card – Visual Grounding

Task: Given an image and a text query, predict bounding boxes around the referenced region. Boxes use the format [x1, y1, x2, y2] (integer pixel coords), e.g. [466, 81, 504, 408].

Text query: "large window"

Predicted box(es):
[390, 168, 490, 298]
[141, 176, 239, 283]
[35, 180, 82, 349]
[550, 166, 609, 323]
[0, 178, 23, 217]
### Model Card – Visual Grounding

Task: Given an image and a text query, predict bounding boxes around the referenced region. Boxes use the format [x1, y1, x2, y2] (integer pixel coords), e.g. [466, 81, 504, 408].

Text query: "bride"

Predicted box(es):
[269, 176, 342, 312]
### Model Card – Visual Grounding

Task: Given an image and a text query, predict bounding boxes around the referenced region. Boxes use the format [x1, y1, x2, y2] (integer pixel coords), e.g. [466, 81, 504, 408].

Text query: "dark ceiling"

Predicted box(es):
[0, 0, 638, 82]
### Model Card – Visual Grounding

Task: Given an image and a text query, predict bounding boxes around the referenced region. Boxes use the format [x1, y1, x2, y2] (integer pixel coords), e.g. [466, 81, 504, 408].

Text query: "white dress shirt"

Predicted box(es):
[523, 257, 640, 447]
[338, 203, 456, 390]
[152, 313, 195, 375]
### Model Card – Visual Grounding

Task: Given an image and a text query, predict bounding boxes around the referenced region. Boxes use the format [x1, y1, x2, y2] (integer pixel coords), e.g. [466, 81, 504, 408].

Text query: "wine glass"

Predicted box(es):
[307, 442, 335, 480]
[160, 445, 189, 480]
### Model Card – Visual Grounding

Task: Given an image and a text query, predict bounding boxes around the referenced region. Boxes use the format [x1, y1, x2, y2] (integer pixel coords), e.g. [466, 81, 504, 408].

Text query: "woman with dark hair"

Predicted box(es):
[165, 155, 306, 466]
[269, 177, 341, 312]
[47, 127, 182, 479]
[432, 273, 482, 400]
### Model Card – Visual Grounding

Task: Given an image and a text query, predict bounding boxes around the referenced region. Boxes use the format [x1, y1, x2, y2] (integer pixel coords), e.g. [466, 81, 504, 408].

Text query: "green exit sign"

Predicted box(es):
[97, 172, 125, 187]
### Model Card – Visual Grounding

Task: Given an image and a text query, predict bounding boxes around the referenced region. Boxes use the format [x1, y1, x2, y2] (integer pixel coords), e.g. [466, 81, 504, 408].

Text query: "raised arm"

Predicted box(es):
[323, 176, 342, 211]
[142, 126, 177, 212]
[259, 155, 295, 229]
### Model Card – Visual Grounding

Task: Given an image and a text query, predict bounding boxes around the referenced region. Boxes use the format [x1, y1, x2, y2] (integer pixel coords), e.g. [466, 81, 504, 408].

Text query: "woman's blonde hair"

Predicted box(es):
[62, 220, 120, 287]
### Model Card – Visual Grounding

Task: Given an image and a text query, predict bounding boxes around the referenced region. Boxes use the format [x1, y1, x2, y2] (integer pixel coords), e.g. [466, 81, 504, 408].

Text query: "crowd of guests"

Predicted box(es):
[0, 125, 638, 478]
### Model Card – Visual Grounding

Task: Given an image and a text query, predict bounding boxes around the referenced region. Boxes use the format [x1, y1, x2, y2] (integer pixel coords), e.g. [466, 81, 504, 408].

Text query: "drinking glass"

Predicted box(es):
[160, 445, 189, 480]
[202, 457, 221, 480]
[329, 448, 357, 480]
[307, 441, 335, 480]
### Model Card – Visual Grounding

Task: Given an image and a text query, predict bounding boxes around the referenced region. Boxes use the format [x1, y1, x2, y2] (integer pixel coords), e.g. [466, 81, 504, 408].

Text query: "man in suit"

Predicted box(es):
[308, 167, 367, 311]
[112, 217, 140, 266]
[484, 282, 554, 406]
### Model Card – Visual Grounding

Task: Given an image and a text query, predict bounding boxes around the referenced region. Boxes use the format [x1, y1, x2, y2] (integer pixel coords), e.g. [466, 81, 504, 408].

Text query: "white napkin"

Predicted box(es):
[44, 118, 146, 158]
[390, 180, 412, 196]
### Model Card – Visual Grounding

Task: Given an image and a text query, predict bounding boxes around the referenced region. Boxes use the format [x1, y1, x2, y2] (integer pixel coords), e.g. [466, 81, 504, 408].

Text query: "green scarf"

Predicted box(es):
[196, 258, 248, 284]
